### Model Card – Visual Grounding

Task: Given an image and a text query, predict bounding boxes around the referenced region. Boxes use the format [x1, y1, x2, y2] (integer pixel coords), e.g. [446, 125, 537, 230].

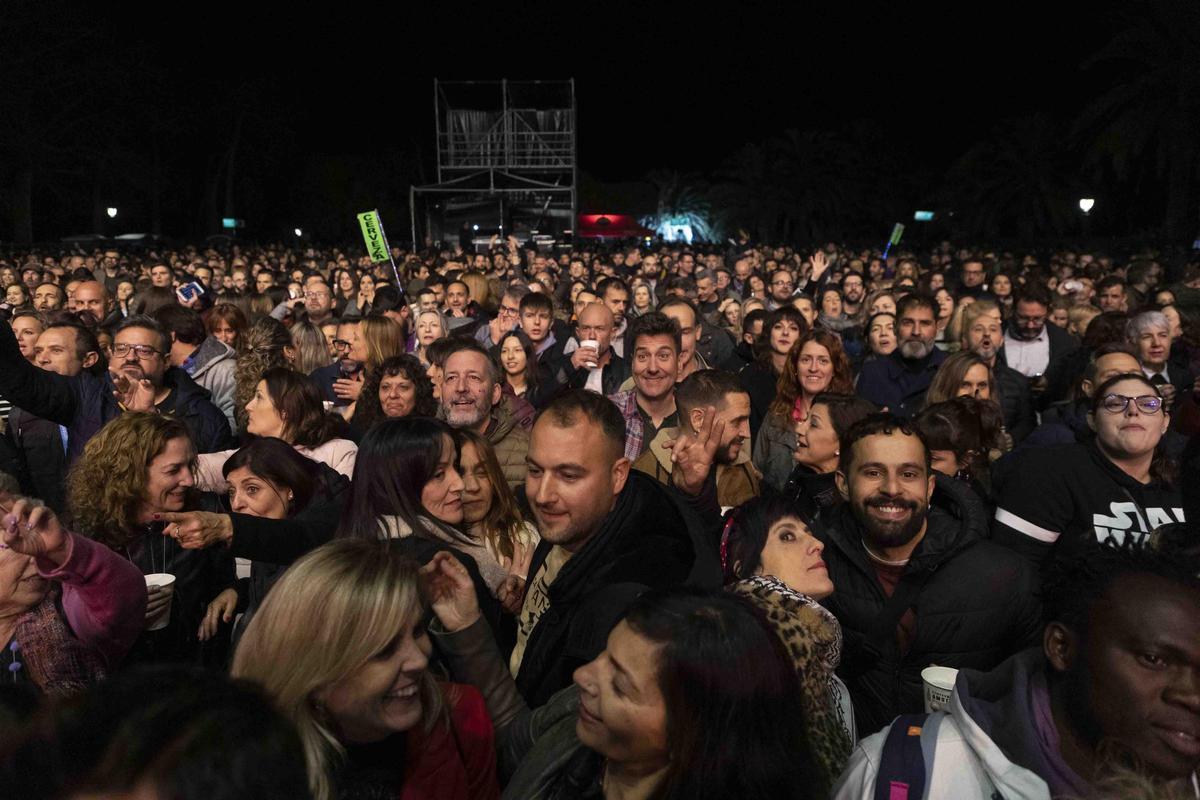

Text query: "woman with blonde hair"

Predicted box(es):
[231, 538, 498, 800]
[459, 271, 492, 314]
[413, 310, 448, 366]
[336, 315, 407, 418]
[289, 320, 332, 376]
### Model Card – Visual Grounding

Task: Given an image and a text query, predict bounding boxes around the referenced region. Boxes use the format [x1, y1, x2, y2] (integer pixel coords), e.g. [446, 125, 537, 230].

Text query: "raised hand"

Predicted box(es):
[810, 250, 830, 281]
[663, 405, 725, 496]
[112, 371, 157, 412]
[156, 511, 233, 549]
[2, 498, 70, 566]
[420, 551, 481, 633]
[333, 373, 364, 400]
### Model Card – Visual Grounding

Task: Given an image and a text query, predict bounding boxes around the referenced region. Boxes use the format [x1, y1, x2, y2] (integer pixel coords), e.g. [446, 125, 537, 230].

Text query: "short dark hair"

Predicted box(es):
[1015, 283, 1053, 309]
[676, 369, 745, 418]
[596, 276, 629, 299]
[895, 292, 937, 320]
[1096, 275, 1127, 294]
[838, 412, 931, 476]
[537, 389, 626, 459]
[44, 320, 101, 364]
[810, 393, 878, 442]
[222, 437, 318, 515]
[153, 305, 207, 346]
[742, 308, 767, 335]
[1041, 535, 1200, 632]
[627, 310, 682, 354]
[519, 291, 554, 316]
[114, 315, 170, 353]
[370, 284, 405, 314]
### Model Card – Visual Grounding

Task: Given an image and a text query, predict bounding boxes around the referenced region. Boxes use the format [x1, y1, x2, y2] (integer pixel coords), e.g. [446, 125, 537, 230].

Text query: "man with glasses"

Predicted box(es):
[309, 318, 361, 409]
[299, 282, 334, 326]
[993, 372, 1182, 570]
[766, 268, 796, 310]
[476, 286, 529, 348]
[957, 257, 990, 299]
[0, 314, 234, 462]
[1000, 285, 1080, 390]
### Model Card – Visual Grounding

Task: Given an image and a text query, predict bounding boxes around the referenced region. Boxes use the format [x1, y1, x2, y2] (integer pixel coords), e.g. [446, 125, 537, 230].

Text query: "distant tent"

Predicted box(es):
[575, 214, 654, 239]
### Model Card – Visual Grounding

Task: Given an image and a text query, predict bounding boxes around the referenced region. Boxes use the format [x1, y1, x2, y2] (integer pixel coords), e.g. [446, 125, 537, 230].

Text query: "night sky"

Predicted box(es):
[3, 0, 1147, 239]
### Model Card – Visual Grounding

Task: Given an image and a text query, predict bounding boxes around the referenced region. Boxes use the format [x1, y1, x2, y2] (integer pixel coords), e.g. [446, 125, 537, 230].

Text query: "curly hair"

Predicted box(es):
[768, 330, 854, 421]
[234, 317, 294, 432]
[351, 354, 437, 430]
[67, 413, 195, 549]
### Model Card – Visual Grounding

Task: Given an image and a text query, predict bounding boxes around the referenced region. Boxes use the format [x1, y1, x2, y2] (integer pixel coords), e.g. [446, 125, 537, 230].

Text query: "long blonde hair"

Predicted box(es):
[67, 413, 195, 549]
[231, 539, 446, 800]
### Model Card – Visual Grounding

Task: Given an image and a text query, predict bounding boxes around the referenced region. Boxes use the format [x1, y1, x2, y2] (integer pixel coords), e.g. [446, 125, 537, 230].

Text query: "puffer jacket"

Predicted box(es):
[186, 336, 237, 434]
[487, 397, 531, 490]
[815, 475, 1042, 735]
[3, 408, 69, 513]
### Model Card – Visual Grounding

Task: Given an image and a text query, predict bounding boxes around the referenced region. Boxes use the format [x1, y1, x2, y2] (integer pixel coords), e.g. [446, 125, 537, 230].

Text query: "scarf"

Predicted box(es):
[14, 588, 107, 697]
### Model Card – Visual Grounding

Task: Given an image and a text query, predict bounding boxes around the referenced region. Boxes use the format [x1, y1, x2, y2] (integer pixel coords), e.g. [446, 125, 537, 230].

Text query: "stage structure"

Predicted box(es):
[410, 79, 577, 249]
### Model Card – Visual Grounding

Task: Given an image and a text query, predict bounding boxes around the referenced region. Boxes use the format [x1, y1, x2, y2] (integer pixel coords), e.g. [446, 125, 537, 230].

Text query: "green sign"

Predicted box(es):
[357, 210, 390, 263]
[888, 223, 905, 245]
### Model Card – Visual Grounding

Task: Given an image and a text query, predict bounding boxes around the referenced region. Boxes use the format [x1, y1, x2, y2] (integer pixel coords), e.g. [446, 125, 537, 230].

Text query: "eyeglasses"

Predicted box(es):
[771, 280, 794, 288]
[1100, 394, 1163, 415]
[498, 305, 520, 317]
[303, 292, 329, 300]
[332, 339, 352, 350]
[112, 343, 163, 359]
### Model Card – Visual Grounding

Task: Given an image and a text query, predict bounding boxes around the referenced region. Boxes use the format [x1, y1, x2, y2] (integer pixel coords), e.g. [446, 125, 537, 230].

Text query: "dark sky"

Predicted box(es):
[105, 0, 1120, 180]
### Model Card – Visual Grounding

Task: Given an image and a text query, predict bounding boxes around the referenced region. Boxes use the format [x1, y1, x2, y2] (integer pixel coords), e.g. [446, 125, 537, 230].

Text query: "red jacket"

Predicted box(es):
[402, 683, 499, 800]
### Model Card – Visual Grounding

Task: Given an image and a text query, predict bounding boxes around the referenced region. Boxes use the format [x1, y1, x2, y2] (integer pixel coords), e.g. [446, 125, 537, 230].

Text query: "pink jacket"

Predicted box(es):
[36, 533, 147, 668]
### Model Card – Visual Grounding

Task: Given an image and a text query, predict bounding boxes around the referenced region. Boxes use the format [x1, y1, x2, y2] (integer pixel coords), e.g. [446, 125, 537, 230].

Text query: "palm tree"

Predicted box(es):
[1075, 0, 1200, 240]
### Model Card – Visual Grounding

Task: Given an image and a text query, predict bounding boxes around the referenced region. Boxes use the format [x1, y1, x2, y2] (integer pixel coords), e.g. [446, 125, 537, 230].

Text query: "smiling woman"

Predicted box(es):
[232, 539, 498, 800]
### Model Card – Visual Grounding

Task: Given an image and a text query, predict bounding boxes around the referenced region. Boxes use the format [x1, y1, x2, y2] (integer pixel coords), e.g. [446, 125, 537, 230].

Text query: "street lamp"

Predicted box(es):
[293, 228, 303, 237]
[1078, 198, 1095, 214]
[106, 207, 118, 219]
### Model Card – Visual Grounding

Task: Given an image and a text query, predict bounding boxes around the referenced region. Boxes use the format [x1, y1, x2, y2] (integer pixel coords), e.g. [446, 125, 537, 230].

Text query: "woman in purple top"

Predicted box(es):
[0, 497, 147, 696]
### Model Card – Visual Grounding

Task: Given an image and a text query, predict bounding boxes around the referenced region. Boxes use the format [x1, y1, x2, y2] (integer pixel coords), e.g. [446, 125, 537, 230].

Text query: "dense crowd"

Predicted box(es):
[0, 235, 1197, 799]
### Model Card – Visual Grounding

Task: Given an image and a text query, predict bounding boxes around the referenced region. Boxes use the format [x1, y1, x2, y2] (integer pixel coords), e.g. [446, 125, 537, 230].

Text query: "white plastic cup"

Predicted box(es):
[145, 573, 177, 631]
[580, 339, 600, 369]
[921, 666, 958, 713]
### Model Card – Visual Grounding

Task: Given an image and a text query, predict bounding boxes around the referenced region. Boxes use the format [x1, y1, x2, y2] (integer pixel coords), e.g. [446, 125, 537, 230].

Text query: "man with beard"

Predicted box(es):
[1001, 285, 1079, 382]
[631, 369, 760, 509]
[834, 536, 1200, 799]
[0, 315, 233, 460]
[440, 340, 529, 489]
[840, 271, 866, 317]
[960, 300, 1036, 442]
[814, 414, 1040, 734]
[856, 294, 948, 418]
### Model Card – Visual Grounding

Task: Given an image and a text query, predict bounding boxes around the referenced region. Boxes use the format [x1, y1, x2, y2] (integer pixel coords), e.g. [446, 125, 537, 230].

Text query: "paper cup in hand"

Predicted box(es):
[921, 666, 958, 713]
[144, 573, 177, 631]
[580, 339, 600, 368]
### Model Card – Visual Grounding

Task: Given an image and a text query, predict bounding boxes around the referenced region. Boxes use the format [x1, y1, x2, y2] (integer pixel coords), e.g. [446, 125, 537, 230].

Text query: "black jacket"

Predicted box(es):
[2, 408, 69, 513]
[213, 461, 351, 635]
[0, 321, 234, 458]
[737, 360, 779, 442]
[550, 352, 630, 399]
[992, 440, 1184, 567]
[993, 362, 1036, 443]
[513, 471, 718, 708]
[815, 475, 1042, 735]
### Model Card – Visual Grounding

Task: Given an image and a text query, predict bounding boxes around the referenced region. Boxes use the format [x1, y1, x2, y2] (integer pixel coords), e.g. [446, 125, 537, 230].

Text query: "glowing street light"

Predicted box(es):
[106, 207, 118, 219]
[293, 228, 303, 237]
[1078, 198, 1095, 214]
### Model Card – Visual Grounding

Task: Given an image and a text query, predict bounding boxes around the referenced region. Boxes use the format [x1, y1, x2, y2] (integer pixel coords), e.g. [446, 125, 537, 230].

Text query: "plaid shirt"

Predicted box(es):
[608, 389, 645, 461]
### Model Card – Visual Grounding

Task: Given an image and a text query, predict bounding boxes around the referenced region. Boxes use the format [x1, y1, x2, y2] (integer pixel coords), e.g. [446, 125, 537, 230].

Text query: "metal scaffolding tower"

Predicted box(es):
[410, 79, 577, 249]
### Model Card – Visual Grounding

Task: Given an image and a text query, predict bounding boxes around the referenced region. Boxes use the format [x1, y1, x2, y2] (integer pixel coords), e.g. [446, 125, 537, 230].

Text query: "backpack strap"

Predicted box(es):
[873, 712, 940, 800]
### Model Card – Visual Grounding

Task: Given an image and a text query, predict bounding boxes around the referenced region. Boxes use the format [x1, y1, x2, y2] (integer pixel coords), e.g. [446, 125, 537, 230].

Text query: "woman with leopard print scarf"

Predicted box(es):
[722, 494, 854, 787]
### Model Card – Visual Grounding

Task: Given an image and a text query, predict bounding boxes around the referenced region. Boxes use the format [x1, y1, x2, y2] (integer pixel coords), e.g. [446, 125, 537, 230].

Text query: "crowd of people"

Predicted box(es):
[0, 235, 1198, 799]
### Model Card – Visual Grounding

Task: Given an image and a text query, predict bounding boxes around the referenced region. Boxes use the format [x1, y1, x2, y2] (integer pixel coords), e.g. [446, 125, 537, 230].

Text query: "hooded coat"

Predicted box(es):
[815, 475, 1042, 735]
